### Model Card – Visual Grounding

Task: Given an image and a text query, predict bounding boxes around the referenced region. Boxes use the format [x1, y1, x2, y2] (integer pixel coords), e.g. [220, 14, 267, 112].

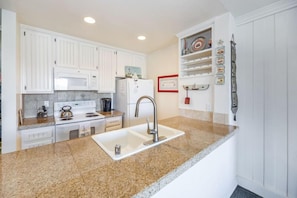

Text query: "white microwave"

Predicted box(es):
[54, 67, 98, 90]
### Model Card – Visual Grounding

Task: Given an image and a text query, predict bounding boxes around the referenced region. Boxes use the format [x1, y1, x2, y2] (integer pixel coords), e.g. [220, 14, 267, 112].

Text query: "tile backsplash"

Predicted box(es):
[23, 91, 113, 118]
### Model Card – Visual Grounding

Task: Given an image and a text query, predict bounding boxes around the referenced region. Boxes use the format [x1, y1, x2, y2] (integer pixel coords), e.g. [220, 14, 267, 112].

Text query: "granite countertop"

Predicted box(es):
[2, 116, 237, 197]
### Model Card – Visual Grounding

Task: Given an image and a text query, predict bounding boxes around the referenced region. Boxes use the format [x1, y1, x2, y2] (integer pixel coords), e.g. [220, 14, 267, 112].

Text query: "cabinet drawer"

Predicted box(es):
[22, 128, 53, 142]
[105, 116, 122, 128]
[105, 125, 122, 132]
[22, 139, 54, 149]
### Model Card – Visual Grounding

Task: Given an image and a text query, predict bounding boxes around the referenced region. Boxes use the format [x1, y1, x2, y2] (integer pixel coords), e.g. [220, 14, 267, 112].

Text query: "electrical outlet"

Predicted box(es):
[44, 101, 49, 107]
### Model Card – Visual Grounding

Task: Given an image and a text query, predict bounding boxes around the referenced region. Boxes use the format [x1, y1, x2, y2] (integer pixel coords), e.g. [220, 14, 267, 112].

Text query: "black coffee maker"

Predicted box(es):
[101, 98, 112, 112]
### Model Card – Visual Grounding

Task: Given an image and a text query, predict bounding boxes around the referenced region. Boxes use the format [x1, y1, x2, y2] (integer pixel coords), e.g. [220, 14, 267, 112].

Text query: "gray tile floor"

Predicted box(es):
[230, 186, 262, 198]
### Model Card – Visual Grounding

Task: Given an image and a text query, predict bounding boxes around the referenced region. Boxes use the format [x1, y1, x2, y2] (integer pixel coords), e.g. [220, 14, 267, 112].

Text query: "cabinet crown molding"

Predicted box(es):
[236, 0, 297, 26]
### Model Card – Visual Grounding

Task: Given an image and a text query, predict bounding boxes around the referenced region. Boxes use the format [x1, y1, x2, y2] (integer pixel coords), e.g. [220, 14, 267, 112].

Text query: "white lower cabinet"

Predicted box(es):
[105, 116, 122, 132]
[21, 126, 55, 149]
[152, 134, 237, 198]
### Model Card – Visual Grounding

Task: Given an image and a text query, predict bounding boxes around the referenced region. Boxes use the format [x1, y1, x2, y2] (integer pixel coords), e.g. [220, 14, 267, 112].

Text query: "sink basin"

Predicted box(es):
[129, 123, 185, 139]
[92, 129, 148, 160]
[92, 124, 184, 160]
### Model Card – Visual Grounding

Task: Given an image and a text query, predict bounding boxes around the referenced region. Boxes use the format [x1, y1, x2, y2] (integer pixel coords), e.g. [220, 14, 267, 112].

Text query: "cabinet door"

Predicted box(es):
[79, 42, 99, 70]
[21, 29, 53, 93]
[54, 36, 78, 68]
[116, 50, 133, 77]
[21, 126, 55, 149]
[133, 54, 146, 78]
[98, 47, 116, 93]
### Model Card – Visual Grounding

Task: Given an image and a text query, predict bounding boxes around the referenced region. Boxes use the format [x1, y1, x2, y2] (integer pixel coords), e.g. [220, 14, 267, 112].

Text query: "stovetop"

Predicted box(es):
[54, 100, 105, 125]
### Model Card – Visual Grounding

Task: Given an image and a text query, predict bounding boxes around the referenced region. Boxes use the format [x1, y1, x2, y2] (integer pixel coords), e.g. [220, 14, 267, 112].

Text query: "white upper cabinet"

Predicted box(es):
[98, 48, 146, 92]
[54, 36, 79, 68]
[54, 36, 99, 70]
[98, 47, 117, 93]
[79, 42, 99, 70]
[133, 54, 146, 78]
[20, 25, 146, 94]
[21, 27, 53, 93]
[116, 50, 146, 78]
[116, 50, 133, 77]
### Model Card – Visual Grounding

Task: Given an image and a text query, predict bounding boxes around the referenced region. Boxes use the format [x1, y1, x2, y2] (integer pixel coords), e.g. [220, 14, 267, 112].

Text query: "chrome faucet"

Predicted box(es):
[135, 96, 159, 142]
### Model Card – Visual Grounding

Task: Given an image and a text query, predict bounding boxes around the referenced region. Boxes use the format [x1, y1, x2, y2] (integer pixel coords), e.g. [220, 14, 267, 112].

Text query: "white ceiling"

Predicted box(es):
[0, 0, 279, 54]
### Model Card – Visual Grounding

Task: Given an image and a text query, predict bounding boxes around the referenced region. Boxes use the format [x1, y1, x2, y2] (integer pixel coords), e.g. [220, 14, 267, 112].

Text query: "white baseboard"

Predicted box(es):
[237, 176, 287, 198]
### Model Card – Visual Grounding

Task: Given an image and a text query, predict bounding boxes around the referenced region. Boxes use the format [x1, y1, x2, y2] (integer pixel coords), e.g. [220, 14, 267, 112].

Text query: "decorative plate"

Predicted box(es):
[191, 37, 205, 52]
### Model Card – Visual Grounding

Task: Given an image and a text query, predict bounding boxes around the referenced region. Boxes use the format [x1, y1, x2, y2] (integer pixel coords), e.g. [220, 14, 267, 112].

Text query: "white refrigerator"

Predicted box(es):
[115, 78, 154, 127]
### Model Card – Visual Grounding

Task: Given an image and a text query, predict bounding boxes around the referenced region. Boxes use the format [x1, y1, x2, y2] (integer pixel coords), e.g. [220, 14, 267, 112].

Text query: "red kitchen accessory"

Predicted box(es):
[185, 86, 190, 104]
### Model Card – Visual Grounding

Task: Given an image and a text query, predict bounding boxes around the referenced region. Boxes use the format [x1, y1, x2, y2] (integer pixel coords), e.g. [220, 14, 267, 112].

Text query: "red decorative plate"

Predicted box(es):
[191, 37, 205, 52]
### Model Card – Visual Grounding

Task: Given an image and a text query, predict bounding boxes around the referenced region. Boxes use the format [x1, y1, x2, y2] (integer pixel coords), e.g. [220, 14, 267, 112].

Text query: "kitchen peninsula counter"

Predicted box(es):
[1, 116, 236, 197]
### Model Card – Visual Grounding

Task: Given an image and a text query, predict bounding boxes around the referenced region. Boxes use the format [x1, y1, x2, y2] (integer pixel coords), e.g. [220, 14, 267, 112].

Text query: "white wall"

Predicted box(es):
[213, 13, 236, 125]
[1, 9, 17, 153]
[147, 43, 179, 120]
[236, 1, 297, 197]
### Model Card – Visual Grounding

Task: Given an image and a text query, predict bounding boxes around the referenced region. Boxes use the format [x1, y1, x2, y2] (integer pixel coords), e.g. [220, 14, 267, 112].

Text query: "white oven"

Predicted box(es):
[55, 119, 105, 142]
[54, 100, 105, 143]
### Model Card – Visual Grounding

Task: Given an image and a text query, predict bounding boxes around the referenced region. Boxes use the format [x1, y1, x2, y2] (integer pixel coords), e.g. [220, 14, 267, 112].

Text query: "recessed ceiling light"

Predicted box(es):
[137, 35, 146, 40]
[84, 17, 96, 24]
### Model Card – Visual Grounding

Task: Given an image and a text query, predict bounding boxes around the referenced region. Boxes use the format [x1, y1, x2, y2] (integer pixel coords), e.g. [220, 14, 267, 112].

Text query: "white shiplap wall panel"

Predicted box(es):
[236, 23, 255, 180]
[286, 7, 297, 198]
[262, 14, 288, 195]
[252, 16, 268, 186]
[236, 5, 297, 197]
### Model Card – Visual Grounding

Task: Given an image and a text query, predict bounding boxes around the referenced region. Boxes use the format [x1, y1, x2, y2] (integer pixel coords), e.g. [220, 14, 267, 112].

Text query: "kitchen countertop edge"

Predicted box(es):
[18, 116, 55, 130]
[18, 110, 124, 130]
[132, 129, 237, 198]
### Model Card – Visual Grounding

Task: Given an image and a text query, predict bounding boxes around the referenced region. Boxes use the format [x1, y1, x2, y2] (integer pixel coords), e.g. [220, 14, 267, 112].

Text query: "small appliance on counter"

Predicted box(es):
[37, 105, 48, 118]
[59, 105, 73, 119]
[101, 98, 112, 112]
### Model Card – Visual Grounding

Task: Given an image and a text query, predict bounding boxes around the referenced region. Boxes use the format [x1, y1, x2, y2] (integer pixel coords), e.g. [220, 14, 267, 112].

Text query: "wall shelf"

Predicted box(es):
[181, 48, 212, 61]
[182, 64, 212, 72]
[182, 56, 212, 66]
[180, 72, 213, 78]
[183, 84, 210, 91]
